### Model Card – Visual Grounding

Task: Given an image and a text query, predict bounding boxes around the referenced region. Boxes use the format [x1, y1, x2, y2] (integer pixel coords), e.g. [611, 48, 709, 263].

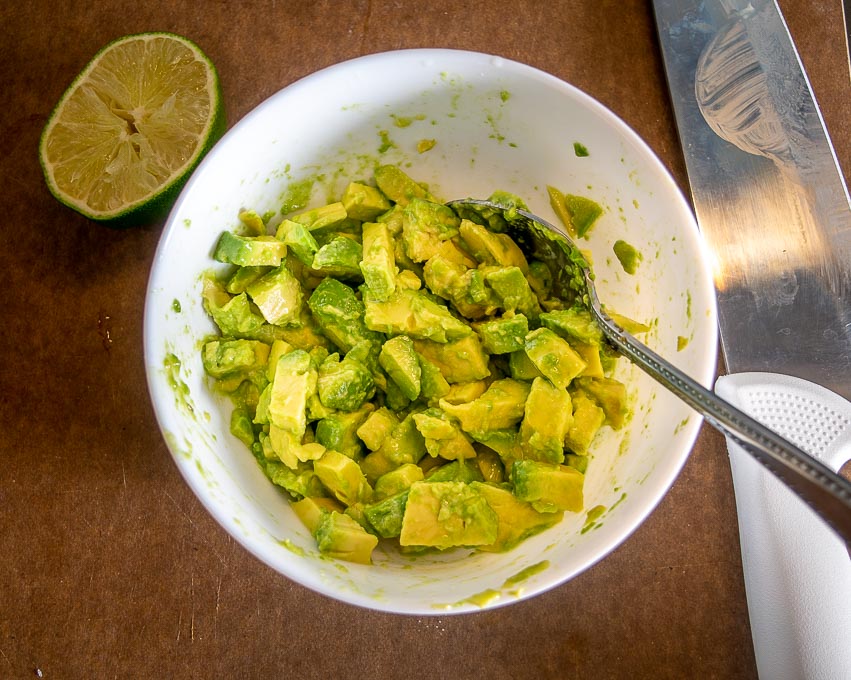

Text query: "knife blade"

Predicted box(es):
[652, 2, 851, 678]
[653, 0, 851, 400]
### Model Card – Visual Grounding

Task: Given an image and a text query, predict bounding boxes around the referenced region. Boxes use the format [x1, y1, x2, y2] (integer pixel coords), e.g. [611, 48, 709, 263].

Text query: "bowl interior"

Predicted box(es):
[144, 49, 717, 614]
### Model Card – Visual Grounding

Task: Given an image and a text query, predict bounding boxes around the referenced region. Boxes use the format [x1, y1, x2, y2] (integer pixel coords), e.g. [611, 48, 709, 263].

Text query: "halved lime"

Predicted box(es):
[39, 32, 225, 225]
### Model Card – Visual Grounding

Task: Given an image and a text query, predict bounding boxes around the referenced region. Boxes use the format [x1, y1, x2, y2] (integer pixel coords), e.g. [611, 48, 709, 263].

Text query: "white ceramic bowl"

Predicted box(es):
[144, 49, 717, 614]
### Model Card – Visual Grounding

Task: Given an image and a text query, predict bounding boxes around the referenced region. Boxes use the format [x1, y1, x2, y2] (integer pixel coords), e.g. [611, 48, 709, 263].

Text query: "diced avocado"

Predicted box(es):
[376, 413, 428, 467]
[374, 463, 424, 499]
[213, 231, 287, 267]
[575, 377, 628, 430]
[314, 406, 374, 460]
[230, 407, 256, 448]
[573, 342, 604, 378]
[268, 425, 302, 469]
[237, 209, 267, 236]
[313, 449, 373, 506]
[311, 236, 363, 278]
[439, 378, 530, 433]
[413, 335, 490, 384]
[524, 328, 586, 389]
[539, 307, 604, 345]
[417, 353, 451, 401]
[485, 266, 541, 320]
[341, 181, 392, 221]
[204, 291, 266, 338]
[359, 448, 397, 485]
[383, 378, 411, 411]
[458, 219, 528, 272]
[474, 447, 505, 484]
[564, 453, 589, 474]
[379, 335, 422, 401]
[508, 349, 544, 381]
[360, 221, 397, 300]
[363, 490, 409, 538]
[396, 269, 422, 290]
[275, 219, 319, 266]
[289, 201, 348, 232]
[317, 352, 375, 411]
[475, 314, 529, 354]
[267, 349, 317, 438]
[401, 198, 461, 262]
[364, 288, 471, 342]
[434, 238, 479, 269]
[510, 459, 584, 513]
[423, 255, 495, 319]
[266, 459, 326, 498]
[425, 459, 484, 484]
[307, 278, 384, 353]
[374, 164, 436, 206]
[356, 407, 399, 451]
[291, 496, 344, 533]
[314, 511, 378, 564]
[399, 481, 498, 549]
[412, 409, 477, 461]
[441, 380, 488, 404]
[564, 194, 603, 238]
[265, 339, 293, 381]
[471, 481, 563, 552]
[226, 265, 272, 294]
[519, 377, 572, 464]
[607, 311, 651, 335]
[202, 339, 270, 379]
[246, 263, 304, 326]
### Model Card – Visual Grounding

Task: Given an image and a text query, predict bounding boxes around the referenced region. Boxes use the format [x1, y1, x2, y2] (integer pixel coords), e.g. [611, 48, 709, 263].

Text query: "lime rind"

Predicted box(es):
[39, 32, 226, 227]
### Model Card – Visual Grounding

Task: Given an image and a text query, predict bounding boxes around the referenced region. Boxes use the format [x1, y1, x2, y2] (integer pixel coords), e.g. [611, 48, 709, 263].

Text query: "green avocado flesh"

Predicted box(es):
[199, 167, 633, 565]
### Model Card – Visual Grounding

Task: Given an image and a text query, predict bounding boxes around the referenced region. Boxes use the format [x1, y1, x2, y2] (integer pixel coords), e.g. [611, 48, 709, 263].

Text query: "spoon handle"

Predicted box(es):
[592, 301, 851, 543]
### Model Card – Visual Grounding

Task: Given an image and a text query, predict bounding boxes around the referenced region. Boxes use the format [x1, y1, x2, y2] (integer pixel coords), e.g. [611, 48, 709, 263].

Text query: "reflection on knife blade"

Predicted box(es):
[654, 0, 851, 400]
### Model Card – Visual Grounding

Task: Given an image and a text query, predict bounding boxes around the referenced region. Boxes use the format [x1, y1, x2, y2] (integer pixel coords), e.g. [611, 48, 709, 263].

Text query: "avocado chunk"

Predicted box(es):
[372, 413, 428, 468]
[510, 459, 584, 513]
[360, 221, 397, 300]
[508, 349, 544, 381]
[313, 449, 373, 506]
[539, 307, 604, 345]
[399, 481, 498, 549]
[575, 377, 628, 430]
[524, 328, 586, 389]
[475, 314, 529, 354]
[401, 198, 461, 262]
[246, 263, 304, 327]
[363, 489, 410, 538]
[356, 407, 399, 452]
[203, 289, 266, 340]
[317, 352, 375, 411]
[307, 278, 384, 354]
[424, 459, 483, 484]
[289, 201, 348, 232]
[275, 219, 320, 266]
[341, 181, 392, 221]
[423, 254, 497, 319]
[364, 288, 471, 342]
[213, 231, 287, 267]
[564, 194, 603, 238]
[413, 335, 490, 384]
[468, 429, 523, 465]
[439, 378, 530, 433]
[412, 408, 477, 461]
[268, 349, 317, 438]
[519, 377, 572, 464]
[471, 482, 563, 552]
[374, 463, 424, 499]
[485, 266, 541, 319]
[417, 353, 451, 401]
[225, 265, 272, 295]
[458, 219, 529, 272]
[291, 496, 345, 533]
[314, 511, 379, 564]
[267, 460, 327, 499]
[374, 164, 436, 206]
[311, 236, 363, 279]
[379, 335, 422, 401]
[314, 406, 373, 460]
[202, 338, 270, 379]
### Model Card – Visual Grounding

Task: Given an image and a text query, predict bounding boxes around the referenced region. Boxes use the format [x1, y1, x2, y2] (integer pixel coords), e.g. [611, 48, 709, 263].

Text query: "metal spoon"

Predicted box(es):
[448, 198, 851, 542]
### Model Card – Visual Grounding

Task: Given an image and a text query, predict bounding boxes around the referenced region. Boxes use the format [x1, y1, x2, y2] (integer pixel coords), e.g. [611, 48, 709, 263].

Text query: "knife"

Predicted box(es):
[652, 1, 851, 678]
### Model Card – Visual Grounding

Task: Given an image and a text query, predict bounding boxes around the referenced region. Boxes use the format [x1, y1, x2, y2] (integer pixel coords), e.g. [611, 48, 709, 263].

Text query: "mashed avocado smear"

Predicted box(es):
[199, 165, 632, 564]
